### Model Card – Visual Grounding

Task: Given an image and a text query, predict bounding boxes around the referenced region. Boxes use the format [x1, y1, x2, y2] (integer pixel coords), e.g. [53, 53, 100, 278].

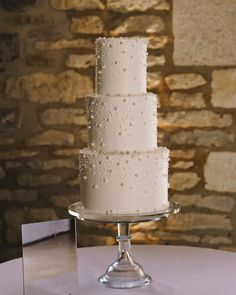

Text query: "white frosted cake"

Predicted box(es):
[79, 37, 169, 214]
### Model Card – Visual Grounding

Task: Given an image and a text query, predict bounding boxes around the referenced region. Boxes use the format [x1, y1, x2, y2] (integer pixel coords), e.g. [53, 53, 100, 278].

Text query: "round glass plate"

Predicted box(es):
[68, 201, 180, 223]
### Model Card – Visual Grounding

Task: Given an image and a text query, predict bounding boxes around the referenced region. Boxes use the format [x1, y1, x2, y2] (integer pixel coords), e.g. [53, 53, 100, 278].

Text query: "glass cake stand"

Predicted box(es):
[68, 201, 180, 289]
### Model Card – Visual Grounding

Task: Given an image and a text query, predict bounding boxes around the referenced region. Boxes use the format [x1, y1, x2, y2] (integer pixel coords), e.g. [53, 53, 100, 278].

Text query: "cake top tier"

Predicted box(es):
[95, 37, 147, 96]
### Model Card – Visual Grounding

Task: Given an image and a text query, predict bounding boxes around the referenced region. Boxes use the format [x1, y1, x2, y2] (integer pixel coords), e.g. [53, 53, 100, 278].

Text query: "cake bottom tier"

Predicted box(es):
[79, 147, 169, 214]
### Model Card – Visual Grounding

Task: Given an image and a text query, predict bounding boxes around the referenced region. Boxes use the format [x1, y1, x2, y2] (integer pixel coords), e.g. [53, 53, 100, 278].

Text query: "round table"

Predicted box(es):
[1, 245, 236, 294]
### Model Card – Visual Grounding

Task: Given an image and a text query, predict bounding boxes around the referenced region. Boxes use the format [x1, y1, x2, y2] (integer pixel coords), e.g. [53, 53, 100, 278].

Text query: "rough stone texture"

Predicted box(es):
[147, 55, 166, 67]
[111, 15, 164, 36]
[0, 138, 15, 146]
[159, 111, 232, 129]
[0, 167, 6, 178]
[0, 33, 20, 63]
[50, 194, 79, 208]
[0, 150, 38, 160]
[167, 213, 232, 231]
[0, 189, 37, 202]
[27, 208, 58, 222]
[173, 0, 236, 66]
[0, 0, 36, 11]
[132, 232, 159, 244]
[211, 69, 236, 108]
[66, 54, 95, 69]
[78, 235, 116, 247]
[201, 235, 232, 245]
[27, 159, 75, 170]
[155, 231, 200, 243]
[167, 92, 206, 109]
[133, 231, 201, 244]
[157, 131, 164, 145]
[35, 39, 94, 50]
[41, 108, 87, 126]
[25, 51, 62, 68]
[71, 16, 104, 34]
[131, 221, 160, 232]
[67, 175, 80, 187]
[0, 107, 21, 129]
[0, 13, 54, 27]
[17, 174, 62, 187]
[169, 172, 200, 191]
[170, 149, 196, 159]
[147, 36, 168, 49]
[51, 0, 105, 10]
[107, 0, 169, 12]
[5, 208, 58, 244]
[172, 161, 194, 169]
[204, 152, 236, 193]
[147, 72, 162, 91]
[219, 246, 236, 253]
[5, 161, 22, 169]
[26, 130, 74, 146]
[171, 130, 234, 147]
[165, 74, 207, 90]
[78, 129, 88, 144]
[53, 148, 80, 156]
[171, 194, 235, 213]
[6, 71, 93, 104]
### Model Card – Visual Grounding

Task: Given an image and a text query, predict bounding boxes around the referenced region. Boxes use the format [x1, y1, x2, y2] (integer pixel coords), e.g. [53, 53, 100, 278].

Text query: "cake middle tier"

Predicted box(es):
[79, 147, 169, 214]
[87, 93, 157, 152]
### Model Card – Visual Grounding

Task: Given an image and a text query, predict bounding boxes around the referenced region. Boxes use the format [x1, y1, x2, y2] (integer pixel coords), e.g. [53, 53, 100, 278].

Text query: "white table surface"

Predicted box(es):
[1, 245, 236, 295]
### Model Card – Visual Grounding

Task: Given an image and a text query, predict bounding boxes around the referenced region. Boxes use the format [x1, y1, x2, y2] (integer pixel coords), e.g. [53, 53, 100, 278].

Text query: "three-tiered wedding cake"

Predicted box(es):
[79, 37, 169, 214]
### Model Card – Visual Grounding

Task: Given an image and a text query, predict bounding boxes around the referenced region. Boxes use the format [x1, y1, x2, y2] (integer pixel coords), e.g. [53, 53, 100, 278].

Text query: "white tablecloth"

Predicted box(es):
[1, 245, 236, 295]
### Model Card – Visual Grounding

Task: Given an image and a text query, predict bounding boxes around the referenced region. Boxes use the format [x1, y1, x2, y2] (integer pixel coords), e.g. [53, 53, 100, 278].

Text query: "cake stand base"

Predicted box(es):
[98, 264, 151, 289]
[98, 223, 151, 289]
[68, 201, 180, 289]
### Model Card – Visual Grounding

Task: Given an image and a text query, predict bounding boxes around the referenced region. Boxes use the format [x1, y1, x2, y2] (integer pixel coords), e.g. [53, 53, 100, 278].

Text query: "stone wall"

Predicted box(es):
[0, 0, 235, 261]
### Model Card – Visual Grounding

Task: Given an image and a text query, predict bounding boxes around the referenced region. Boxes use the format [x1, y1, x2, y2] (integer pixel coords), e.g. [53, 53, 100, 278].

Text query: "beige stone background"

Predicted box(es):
[0, 0, 236, 262]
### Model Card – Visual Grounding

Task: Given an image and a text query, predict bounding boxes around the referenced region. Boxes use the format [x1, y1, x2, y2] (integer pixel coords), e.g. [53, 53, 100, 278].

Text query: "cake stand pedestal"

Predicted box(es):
[68, 201, 180, 289]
